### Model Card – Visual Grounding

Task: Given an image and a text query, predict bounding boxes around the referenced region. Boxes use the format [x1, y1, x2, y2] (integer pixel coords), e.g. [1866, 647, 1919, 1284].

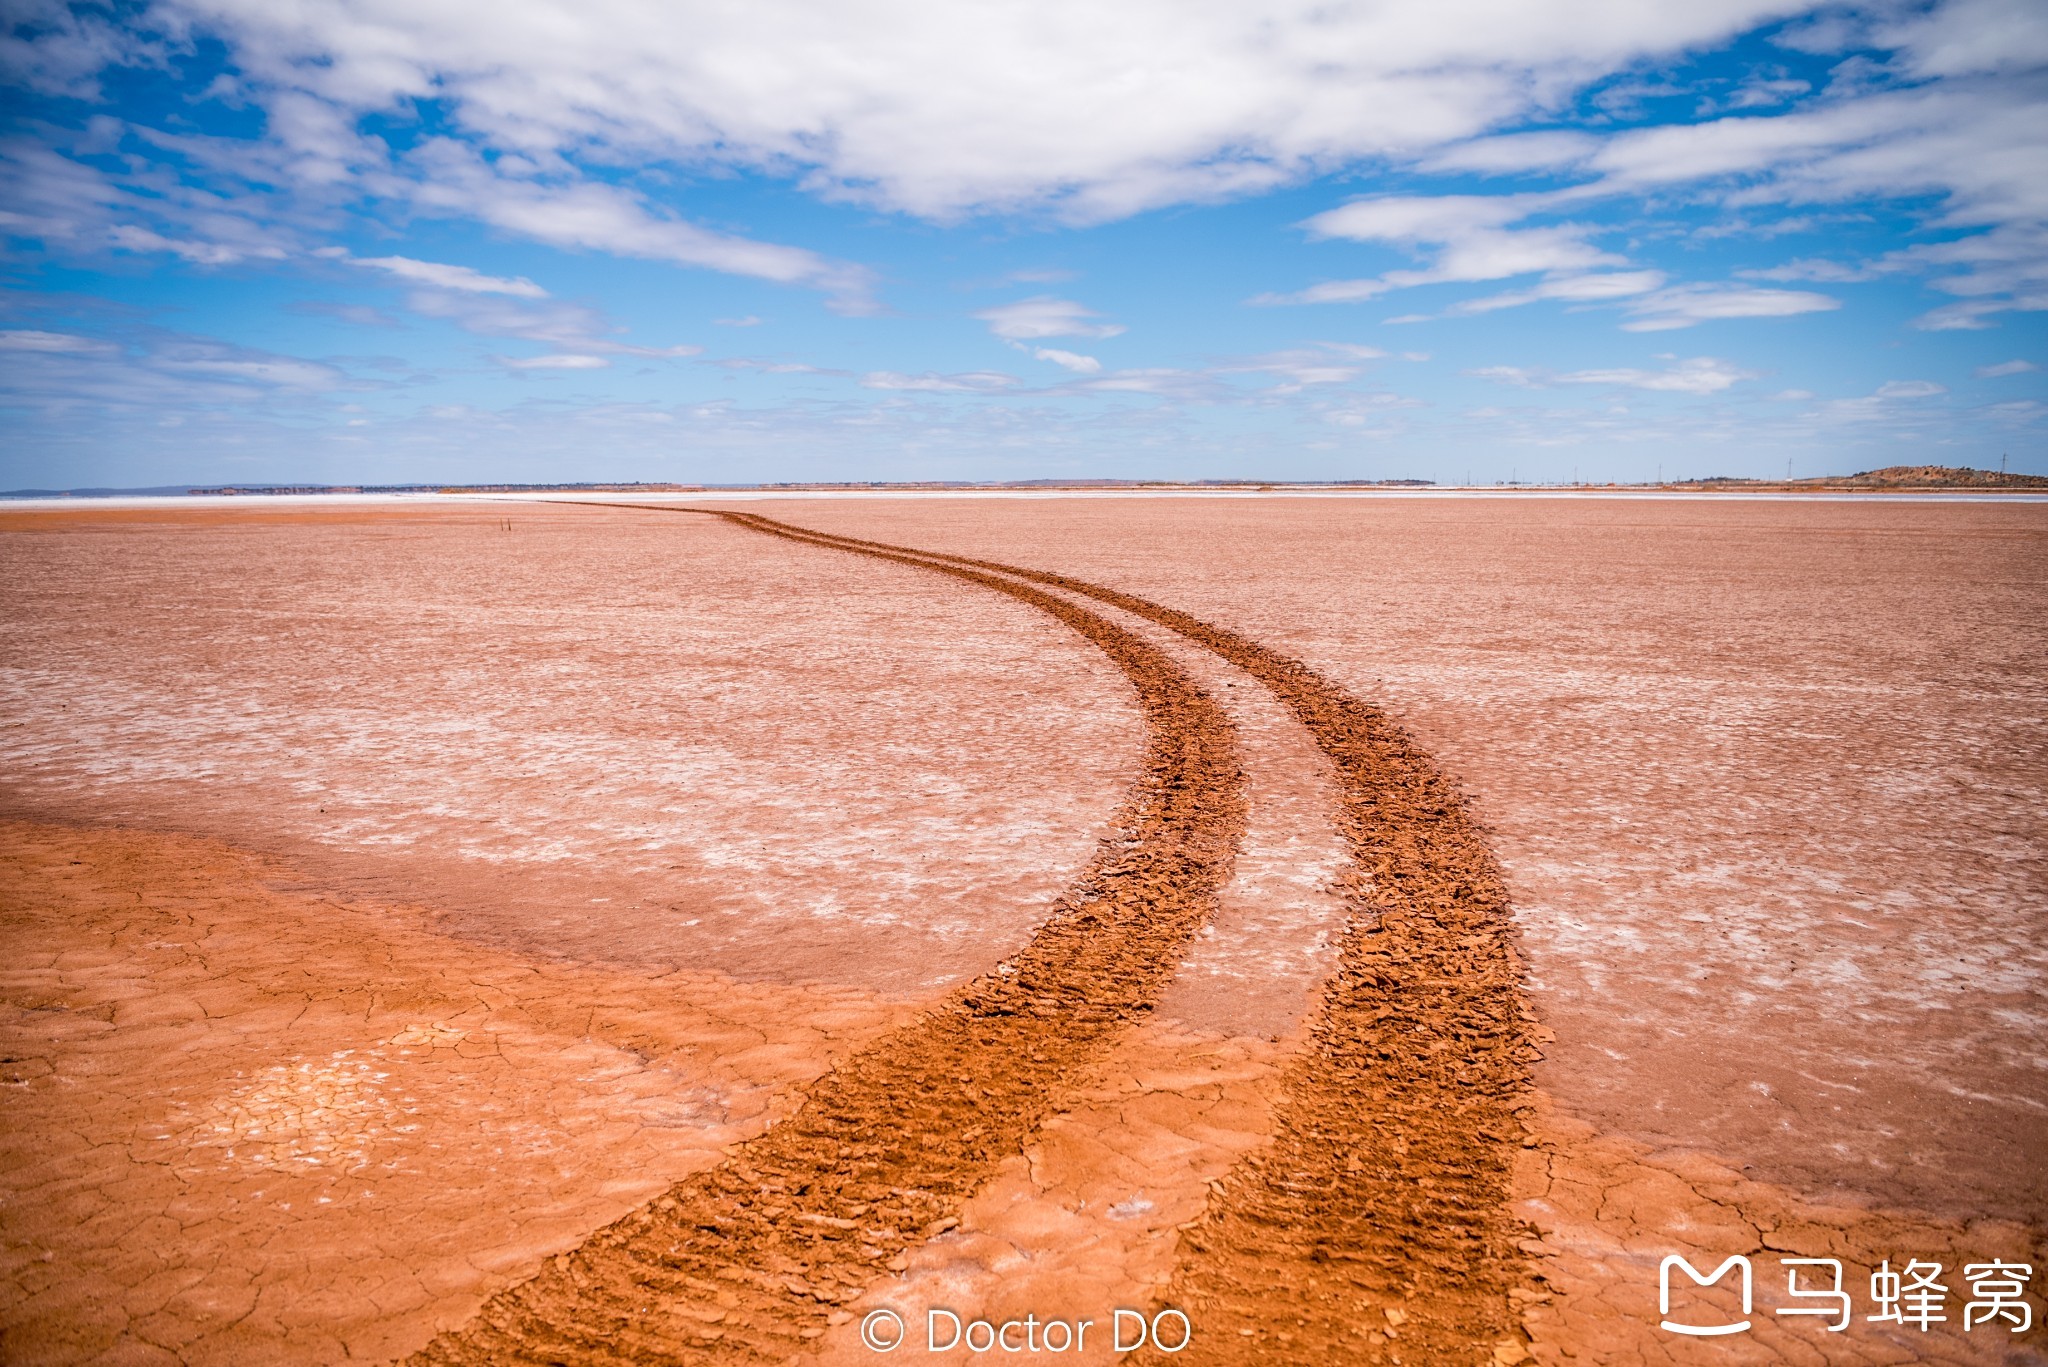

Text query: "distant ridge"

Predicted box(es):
[1824, 464, 2048, 489]
[1670, 464, 2048, 491]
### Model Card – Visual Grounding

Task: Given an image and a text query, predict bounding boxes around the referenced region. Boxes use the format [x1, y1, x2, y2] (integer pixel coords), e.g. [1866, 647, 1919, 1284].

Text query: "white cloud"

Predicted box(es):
[0, 0, 163, 99]
[350, 254, 548, 297]
[1622, 285, 1841, 331]
[108, 224, 285, 265]
[1877, 0, 2048, 79]
[1740, 257, 1879, 283]
[1303, 194, 1534, 243]
[860, 370, 1019, 392]
[0, 328, 116, 354]
[500, 353, 611, 369]
[1417, 131, 1601, 175]
[715, 315, 763, 327]
[1446, 270, 1668, 316]
[0, 328, 355, 413]
[1580, 82, 2048, 314]
[1468, 356, 1757, 394]
[1257, 278, 1396, 307]
[713, 356, 832, 375]
[1558, 357, 1758, 394]
[12, 0, 2042, 332]
[396, 287, 700, 357]
[142, 0, 1807, 222]
[155, 352, 341, 388]
[1267, 194, 1629, 306]
[1215, 343, 1388, 391]
[1070, 368, 1214, 398]
[1913, 301, 2004, 331]
[1033, 348, 1101, 374]
[1468, 365, 1540, 387]
[1294, 68, 2048, 327]
[1809, 378, 1958, 424]
[402, 140, 879, 312]
[1977, 359, 2039, 377]
[976, 296, 1125, 340]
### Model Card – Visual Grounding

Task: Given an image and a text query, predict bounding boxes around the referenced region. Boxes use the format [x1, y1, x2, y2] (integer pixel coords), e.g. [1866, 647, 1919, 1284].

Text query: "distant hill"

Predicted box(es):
[1671, 464, 2047, 491]
[1821, 464, 2048, 489]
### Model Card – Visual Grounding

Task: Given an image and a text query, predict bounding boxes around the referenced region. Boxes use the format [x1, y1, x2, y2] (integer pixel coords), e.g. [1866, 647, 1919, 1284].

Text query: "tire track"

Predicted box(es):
[694, 510, 1537, 1365]
[408, 515, 1246, 1365]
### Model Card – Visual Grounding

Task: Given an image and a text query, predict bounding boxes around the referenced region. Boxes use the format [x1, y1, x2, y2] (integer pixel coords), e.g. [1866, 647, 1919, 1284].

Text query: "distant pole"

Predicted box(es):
[2004, 452, 2009, 474]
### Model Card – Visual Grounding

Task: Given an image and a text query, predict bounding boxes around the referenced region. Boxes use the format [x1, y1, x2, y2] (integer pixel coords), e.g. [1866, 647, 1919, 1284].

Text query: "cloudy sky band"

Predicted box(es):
[0, 0, 2041, 485]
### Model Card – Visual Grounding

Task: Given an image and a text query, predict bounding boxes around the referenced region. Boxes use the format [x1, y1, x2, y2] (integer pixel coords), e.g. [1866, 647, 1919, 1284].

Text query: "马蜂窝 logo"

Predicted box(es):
[1660, 1255, 1751, 1336]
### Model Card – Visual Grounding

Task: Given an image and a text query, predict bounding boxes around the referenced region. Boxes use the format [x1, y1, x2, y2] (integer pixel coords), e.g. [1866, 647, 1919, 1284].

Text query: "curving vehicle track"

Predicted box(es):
[409, 524, 1249, 1365]
[413, 506, 1536, 1366]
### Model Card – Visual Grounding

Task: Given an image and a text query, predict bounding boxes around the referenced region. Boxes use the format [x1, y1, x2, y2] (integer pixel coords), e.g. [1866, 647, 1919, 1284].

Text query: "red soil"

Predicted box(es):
[2, 495, 2042, 1365]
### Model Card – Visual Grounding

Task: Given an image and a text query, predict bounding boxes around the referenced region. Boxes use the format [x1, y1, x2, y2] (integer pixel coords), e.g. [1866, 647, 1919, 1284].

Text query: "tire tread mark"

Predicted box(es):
[698, 511, 1537, 1366]
[407, 510, 1246, 1366]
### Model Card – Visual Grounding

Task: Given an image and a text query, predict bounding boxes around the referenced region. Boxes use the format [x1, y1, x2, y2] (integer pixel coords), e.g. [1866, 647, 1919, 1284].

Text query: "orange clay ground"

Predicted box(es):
[2, 495, 2043, 1365]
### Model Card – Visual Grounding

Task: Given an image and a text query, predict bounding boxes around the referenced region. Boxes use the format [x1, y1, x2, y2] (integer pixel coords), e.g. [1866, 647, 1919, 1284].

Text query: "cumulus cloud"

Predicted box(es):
[0, 0, 164, 99]
[130, 0, 1809, 221]
[1977, 359, 2039, 377]
[8, 0, 2043, 330]
[975, 297, 1125, 341]
[1271, 51, 2048, 327]
[1033, 348, 1101, 374]
[1875, 0, 2048, 79]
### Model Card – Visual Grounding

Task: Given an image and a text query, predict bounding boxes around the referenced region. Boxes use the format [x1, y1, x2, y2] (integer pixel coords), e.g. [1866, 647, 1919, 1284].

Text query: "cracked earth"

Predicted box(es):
[3, 497, 2043, 1364]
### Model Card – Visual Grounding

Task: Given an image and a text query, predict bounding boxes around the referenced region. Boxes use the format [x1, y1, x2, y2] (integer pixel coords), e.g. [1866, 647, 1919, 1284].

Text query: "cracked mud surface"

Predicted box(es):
[3, 497, 2042, 1364]
[0, 503, 1135, 994]
[0, 819, 912, 1366]
[746, 497, 2047, 1218]
[1514, 1095, 2045, 1364]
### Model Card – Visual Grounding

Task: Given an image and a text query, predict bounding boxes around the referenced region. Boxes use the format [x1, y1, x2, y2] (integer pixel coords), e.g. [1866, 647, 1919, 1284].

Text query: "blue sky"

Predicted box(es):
[2, 0, 2043, 487]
